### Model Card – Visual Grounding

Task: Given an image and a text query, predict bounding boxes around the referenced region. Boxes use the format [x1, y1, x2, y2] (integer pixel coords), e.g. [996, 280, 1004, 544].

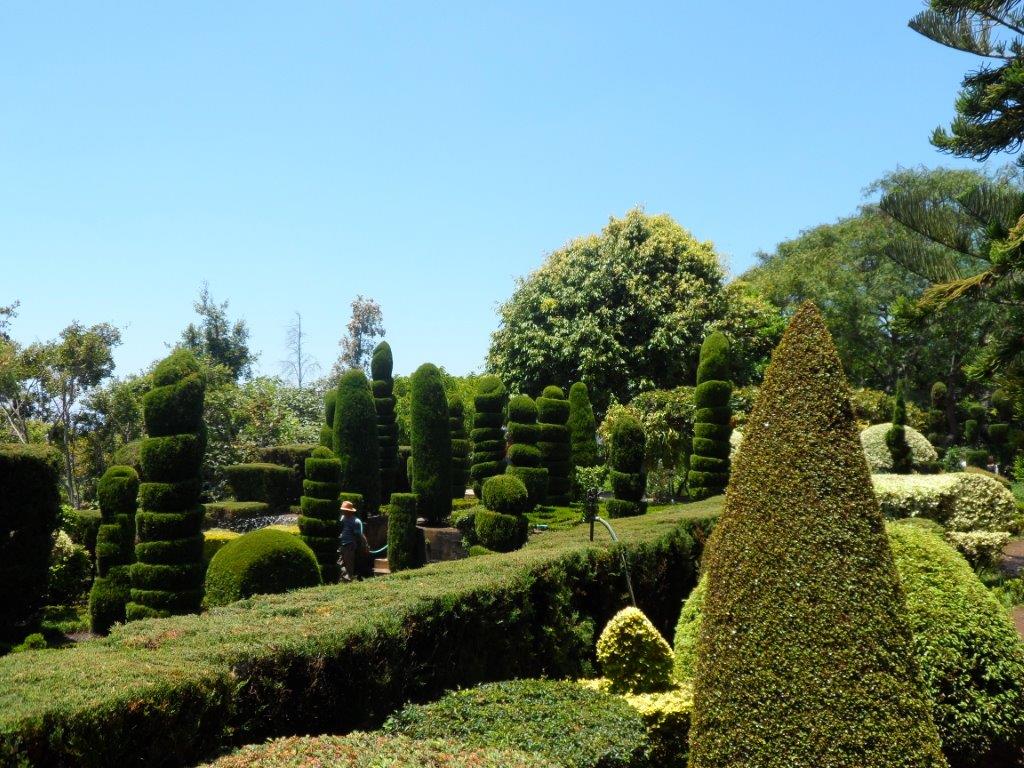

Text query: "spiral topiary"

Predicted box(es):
[128, 349, 207, 621]
[372, 342, 400, 504]
[320, 389, 336, 448]
[89, 465, 139, 634]
[688, 332, 732, 501]
[299, 446, 342, 583]
[606, 414, 646, 518]
[410, 363, 452, 525]
[205, 528, 321, 607]
[568, 382, 599, 500]
[505, 394, 548, 508]
[927, 381, 949, 448]
[387, 492, 423, 571]
[537, 385, 571, 505]
[886, 381, 913, 474]
[470, 375, 507, 498]
[449, 396, 470, 499]
[333, 369, 381, 515]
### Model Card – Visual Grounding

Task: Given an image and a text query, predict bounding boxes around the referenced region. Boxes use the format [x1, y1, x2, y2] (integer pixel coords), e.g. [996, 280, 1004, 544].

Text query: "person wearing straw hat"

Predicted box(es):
[339, 499, 363, 582]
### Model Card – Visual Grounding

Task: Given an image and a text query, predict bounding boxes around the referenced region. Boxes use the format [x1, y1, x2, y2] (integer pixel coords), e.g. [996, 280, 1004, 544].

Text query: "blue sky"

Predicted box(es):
[0, 1, 996, 378]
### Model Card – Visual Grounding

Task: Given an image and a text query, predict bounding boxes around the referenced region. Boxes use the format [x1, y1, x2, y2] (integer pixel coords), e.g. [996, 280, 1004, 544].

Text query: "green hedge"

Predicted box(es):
[65, 507, 102, 556]
[255, 444, 317, 505]
[90, 466, 140, 634]
[202, 501, 270, 529]
[688, 331, 732, 501]
[0, 502, 717, 766]
[372, 342, 400, 503]
[205, 528, 321, 607]
[449, 396, 470, 499]
[537, 386, 571, 504]
[333, 369, 381, 515]
[470, 376, 506, 496]
[387, 492, 423, 572]
[224, 463, 294, 510]
[474, 510, 528, 553]
[410, 363, 452, 525]
[299, 447, 342, 583]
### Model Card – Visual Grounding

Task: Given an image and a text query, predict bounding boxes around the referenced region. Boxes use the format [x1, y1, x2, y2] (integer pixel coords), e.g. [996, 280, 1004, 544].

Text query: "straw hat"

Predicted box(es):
[340, 500, 358, 513]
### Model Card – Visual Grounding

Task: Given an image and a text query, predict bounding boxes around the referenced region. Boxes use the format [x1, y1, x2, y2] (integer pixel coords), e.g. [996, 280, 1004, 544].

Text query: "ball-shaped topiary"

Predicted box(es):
[537, 386, 571, 505]
[567, 382, 600, 499]
[606, 414, 646, 518]
[332, 369, 381, 515]
[470, 375, 507, 497]
[387, 492, 423, 571]
[506, 394, 548, 507]
[89, 465, 139, 634]
[596, 607, 674, 694]
[410, 363, 453, 525]
[129, 349, 207, 621]
[299, 446, 342, 583]
[687, 331, 732, 500]
[474, 509, 528, 552]
[482, 474, 530, 515]
[205, 527, 321, 607]
[449, 396, 471, 499]
[372, 342, 400, 503]
[688, 303, 945, 768]
[0, 444, 62, 634]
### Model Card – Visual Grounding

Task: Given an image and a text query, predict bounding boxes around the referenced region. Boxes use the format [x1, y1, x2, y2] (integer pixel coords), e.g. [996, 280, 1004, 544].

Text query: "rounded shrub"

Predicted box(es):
[861, 422, 939, 473]
[505, 394, 548, 507]
[409, 364, 453, 525]
[596, 607, 674, 694]
[205, 528, 321, 607]
[689, 303, 945, 768]
[129, 349, 207, 621]
[536, 386, 571, 504]
[299, 446, 342, 583]
[481, 474, 529, 515]
[449, 396, 471, 499]
[89, 465, 139, 634]
[688, 331, 732, 500]
[332, 369, 381, 515]
[606, 415, 646, 518]
[474, 510, 528, 553]
[372, 342, 400, 504]
[387, 492, 423, 572]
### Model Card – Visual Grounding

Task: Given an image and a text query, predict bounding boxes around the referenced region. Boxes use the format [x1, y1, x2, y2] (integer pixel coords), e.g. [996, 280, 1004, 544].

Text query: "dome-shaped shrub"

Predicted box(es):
[860, 423, 938, 473]
[596, 607, 673, 694]
[474, 509, 528, 552]
[482, 474, 529, 515]
[205, 528, 321, 607]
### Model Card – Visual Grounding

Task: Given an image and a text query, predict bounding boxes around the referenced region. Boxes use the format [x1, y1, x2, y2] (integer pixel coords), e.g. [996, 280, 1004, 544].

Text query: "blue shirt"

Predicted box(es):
[340, 514, 363, 546]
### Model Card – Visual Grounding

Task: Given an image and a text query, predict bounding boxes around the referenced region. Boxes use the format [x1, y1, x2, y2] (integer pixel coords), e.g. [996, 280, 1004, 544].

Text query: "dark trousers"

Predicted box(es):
[340, 542, 357, 581]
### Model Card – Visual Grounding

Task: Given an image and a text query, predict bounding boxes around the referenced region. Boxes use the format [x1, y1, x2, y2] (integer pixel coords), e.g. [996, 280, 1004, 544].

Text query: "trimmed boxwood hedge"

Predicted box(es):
[537, 385, 571, 505]
[387, 492, 422, 571]
[224, 463, 294, 510]
[607, 415, 646, 518]
[410, 363, 452, 525]
[333, 369, 381, 515]
[202, 501, 270, 529]
[687, 332, 732, 501]
[470, 375, 507, 496]
[90, 466, 140, 634]
[299, 447, 342, 583]
[254, 444, 317, 505]
[449, 396, 470, 499]
[0, 502, 717, 766]
[372, 342, 400, 503]
[205, 528, 321, 607]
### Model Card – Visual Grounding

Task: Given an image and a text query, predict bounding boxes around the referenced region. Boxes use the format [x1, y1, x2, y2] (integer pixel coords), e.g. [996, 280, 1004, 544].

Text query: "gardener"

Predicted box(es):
[339, 500, 364, 582]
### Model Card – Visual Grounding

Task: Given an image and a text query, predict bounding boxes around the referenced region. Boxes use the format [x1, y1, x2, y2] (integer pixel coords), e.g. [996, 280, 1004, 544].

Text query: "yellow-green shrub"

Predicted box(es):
[596, 607, 673, 693]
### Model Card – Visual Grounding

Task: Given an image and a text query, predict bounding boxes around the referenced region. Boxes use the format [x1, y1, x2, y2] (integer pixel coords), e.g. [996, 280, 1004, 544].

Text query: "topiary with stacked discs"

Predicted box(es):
[606, 414, 647, 518]
[333, 369, 381, 515]
[372, 342, 400, 505]
[536, 386, 571, 505]
[299, 446, 342, 583]
[410, 363, 453, 525]
[128, 349, 207, 620]
[687, 331, 733, 501]
[505, 394, 548, 508]
[689, 302, 946, 768]
[449, 396, 470, 499]
[470, 375, 507, 498]
[89, 465, 139, 633]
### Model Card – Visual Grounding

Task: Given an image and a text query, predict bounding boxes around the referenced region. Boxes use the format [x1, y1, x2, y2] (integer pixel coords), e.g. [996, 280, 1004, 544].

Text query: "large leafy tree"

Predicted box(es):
[180, 283, 256, 381]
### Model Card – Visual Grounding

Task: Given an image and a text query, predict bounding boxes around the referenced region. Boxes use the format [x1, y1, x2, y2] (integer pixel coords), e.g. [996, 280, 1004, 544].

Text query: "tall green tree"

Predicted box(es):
[180, 283, 256, 381]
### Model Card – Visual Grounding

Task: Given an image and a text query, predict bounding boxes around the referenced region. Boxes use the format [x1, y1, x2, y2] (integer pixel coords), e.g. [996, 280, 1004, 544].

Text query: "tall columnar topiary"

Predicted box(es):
[299, 446, 342, 583]
[129, 349, 207, 620]
[387, 492, 423, 571]
[470, 375, 507, 497]
[886, 381, 914, 475]
[0, 444, 61, 635]
[320, 389, 336, 448]
[606, 414, 646, 518]
[689, 302, 946, 768]
[89, 465, 139, 634]
[449, 396, 470, 499]
[372, 342, 399, 504]
[410, 363, 452, 525]
[688, 332, 732, 501]
[989, 389, 1013, 461]
[505, 394, 548, 508]
[568, 382, 600, 499]
[332, 369, 381, 515]
[965, 403, 986, 446]
[537, 386, 571, 505]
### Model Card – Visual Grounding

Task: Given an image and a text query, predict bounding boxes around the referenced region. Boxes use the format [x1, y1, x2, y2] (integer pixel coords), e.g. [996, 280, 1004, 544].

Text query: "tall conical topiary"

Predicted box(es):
[689, 302, 946, 768]
[886, 380, 913, 475]
[89, 465, 139, 633]
[606, 414, 646, 518]
[688, 332, 732, 501]
[449, 396, 470, 499]
[537, 385, 571, 505]
[299, 446, 342, 583]
[470, 375, 507, 497]
[332, 369, 381, 515]
[128, 349, 207, 620]
[568, 382, 599, 500]
[320, 389, 336, 448]
[410, 363, 452, 525]
[372, 342, 399, 504]
[505, 394, 548, 507]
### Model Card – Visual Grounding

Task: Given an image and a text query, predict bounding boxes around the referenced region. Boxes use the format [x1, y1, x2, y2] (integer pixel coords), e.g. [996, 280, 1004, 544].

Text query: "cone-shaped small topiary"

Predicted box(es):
[537, 385, 571, 505]
[128, 348, 207, 621]
[320, 389, 336, 448]
[606, 414, 646, 518]
[470, 375, 507, 497]
[410, 363, 452, 525]
[568, 382, 600, 500]
[372, 342, 400, 503]
[596, 606, 674, 694]
[89, 465, 139, 634]
[505, 394, 548, 507]
[387, 492, 423, 571]
[886, 380, 913, 475]
[688, 331, 732, 501]
[205, 528, 321, 607]
[449, 396, 470, 499]
[332, 369, 381, 515]
[689, 302, 946, 768]
[299, 446, 342, 583]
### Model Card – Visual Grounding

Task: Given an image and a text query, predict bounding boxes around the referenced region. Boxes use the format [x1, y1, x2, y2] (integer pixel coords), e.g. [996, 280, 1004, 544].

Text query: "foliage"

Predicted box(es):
[872, 472, 1018, 533]
[387, 492, 423, 572]
[536, 386, 571, 504]
[470, 374, 507, 496]
[607, 414, 646, 518]
[299, 446, 342, 583]
[203, 529, 241, 566]
[861, 423, 939, 473]
[205, 528, 321, 607]
[89, 465, 138, 633]
[449, 395, 470, 499]
[481, 474, 529, 515]
[410, 363, 452, 525]
[384, 679, 648, 768]
[47, 530, 91, 607]
[474, 510, 527, 553]
[944, 530, 1010, 569]
[223, 463, 294, 510]
[203, 501, 270, 529]
[596, 607, 673, 694]
[688, 332, 732, 500]
[333, 295, 385, 377]
[689, 303, 945, 768]
[332, 369, 381, 515]
[372, 342, 399, 503]
[180, 283, 255, 382]
[506, 394, 548, 507]
[568, 382, 600, 500]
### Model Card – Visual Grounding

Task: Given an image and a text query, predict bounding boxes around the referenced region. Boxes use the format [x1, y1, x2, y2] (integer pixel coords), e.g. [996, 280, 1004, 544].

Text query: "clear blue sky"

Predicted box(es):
[0, 1, 996, 379]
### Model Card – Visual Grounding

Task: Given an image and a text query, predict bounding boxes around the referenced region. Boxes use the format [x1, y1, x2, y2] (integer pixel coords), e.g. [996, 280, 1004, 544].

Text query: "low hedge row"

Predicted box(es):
[0, 501, 718, 766]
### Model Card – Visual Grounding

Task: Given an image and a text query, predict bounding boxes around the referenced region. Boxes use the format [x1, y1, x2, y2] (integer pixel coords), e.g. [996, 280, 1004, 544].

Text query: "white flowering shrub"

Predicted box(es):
[872, 473, 1017, 533]
[860, 423, 938, 473]
[944, 531, 1011, 569]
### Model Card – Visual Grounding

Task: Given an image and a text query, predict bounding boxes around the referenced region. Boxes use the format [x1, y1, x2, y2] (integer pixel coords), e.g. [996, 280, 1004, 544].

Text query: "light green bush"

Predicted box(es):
[596, 607, 673, 693]
[861, 422, 938, 473]
[872, 472, 1017, 532]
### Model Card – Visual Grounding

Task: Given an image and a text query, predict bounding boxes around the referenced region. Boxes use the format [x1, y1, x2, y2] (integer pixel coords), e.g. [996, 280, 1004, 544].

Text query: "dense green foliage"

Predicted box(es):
[595, 607, 673, 694]
[385, 679, 648, 768]
[386, 492, 423, 572]
[410, 364, 452, 525]
[253, 443, 317, 505]
[449, 396, 470, 499]
[474, 510, 527, 553]
[331, 369, 381, 515]
[0, 444, 62, 635]
[321, 389, 336, 448]
[205, 528, 321, 607]
[89, 465, 139, 634]
[505, 394, 548, 507]
[470, 375, 507, 496]
[299, 446, 342, 583]
[688, 332, 732, 500]
[481, 474, 530, 515]
[223, 463, 293, 509]
[690, 303, 945, 768]
[568, 382, 600, 499]
[537, 385, 571, 504]
[886, 381, 914, 474]
[607, 414, 646, 518]
[372, 342, 400, 503]
[128, 349, 207, 621]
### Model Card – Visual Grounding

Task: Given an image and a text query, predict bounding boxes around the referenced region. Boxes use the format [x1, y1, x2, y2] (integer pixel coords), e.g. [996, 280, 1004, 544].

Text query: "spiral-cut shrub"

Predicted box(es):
[886, 382, 913, 474]
[470, 375, 507, 497]
[205, 528, 321, 607]
[537, 386, 571, 505]
[333, 369, 381, 515]
[387, 492, 423, 571]
[320, 389, 336, 448]
[596, 607, 674, 694]
[505, 394, 548, 508]
[688, 332, 732, 501]
[607, 415, 646, 518]
[128, 349, 207, 621]
[568, 382, 600, 499]
[861, 423, 939, 473]
[449, 396, 470, 499]
[0, 444, 61, 634]
[410, 363, 452, 525]
[927, 382, 949, 448]
[299, 446, 342, 583]
[89, 465, 139, 634]
[372, 342, 400, 504]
